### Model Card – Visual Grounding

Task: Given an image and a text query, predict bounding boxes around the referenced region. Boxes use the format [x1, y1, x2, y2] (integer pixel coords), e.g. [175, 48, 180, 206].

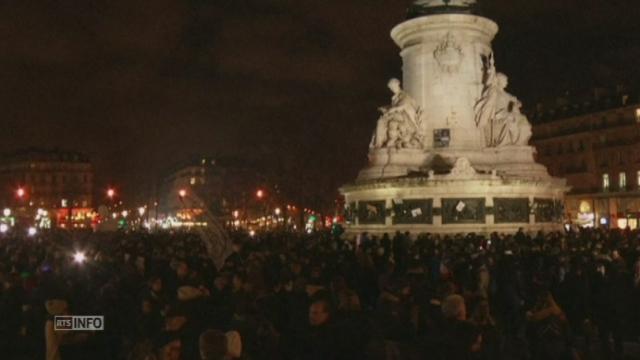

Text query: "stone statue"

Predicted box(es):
[475, 59, 532, 147]
[474, 53, 498, 130]
[448, 157, 476, 178]
[506, 100, 532, 146]
[371, 78, 424, 149]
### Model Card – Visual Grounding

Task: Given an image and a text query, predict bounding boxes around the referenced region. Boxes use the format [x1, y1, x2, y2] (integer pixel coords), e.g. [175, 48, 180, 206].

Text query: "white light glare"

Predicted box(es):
[73, 251, 87, 264]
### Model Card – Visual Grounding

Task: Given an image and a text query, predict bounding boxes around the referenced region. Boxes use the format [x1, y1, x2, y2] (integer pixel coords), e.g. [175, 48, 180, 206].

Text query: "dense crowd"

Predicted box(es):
[1, 227, 640, 360]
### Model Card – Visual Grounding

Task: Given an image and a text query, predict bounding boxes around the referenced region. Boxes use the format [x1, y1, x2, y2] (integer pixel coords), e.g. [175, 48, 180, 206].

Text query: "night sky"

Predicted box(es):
[1, 0, 638, 209]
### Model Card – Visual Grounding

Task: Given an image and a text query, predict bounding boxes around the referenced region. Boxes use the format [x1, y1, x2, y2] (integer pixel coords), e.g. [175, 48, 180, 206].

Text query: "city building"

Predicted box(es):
[159, 157, 271, 226]
[530, 90, 640, 229]
[0, 148, 94, 226]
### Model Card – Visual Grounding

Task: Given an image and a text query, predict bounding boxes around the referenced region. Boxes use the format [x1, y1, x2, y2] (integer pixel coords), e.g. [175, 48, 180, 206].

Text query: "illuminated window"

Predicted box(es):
[602, 173, 610, 191]
[190, 177, 196, 185]
[637, 170, 640, 187]
[636, 108, 640, 123]
[618, 218, 628, 229]
[619, 172, 626, 190]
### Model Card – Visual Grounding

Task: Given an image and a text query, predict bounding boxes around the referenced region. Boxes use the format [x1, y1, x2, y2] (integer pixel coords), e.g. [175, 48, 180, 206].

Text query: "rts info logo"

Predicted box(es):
[54, 316, 104, 331]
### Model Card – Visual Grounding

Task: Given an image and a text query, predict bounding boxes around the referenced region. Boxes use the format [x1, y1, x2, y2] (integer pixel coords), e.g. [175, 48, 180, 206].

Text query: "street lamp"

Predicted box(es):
[256, 189, 264, 199]
[179, 189, 187, 198]
[16, 187, 26, 199]
[107, 188, 116, 199]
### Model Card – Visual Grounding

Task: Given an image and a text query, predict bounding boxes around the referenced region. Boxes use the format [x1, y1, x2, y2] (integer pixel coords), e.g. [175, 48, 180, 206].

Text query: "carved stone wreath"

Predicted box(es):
[434, 32, 463, 74]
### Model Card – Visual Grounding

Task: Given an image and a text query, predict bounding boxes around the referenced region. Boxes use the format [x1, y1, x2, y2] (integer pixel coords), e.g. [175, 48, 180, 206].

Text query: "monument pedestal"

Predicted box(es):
[342, 173, 566, 237]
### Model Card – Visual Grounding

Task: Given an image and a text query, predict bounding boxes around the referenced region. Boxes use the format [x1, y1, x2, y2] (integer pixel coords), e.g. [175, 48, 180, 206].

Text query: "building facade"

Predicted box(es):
[531, 94, 640, 229]
[0, 148, 94, 225]
[159, 157, 267, 222]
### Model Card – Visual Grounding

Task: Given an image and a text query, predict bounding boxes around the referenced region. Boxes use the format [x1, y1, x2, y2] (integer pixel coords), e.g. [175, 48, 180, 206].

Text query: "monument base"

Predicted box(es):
[358, 146, 550, 181]
[340, 172, 567, 238]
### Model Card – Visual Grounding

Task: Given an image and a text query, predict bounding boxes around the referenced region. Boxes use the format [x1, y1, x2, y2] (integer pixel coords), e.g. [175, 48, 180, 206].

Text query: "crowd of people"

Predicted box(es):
[1, 227, 640, 359]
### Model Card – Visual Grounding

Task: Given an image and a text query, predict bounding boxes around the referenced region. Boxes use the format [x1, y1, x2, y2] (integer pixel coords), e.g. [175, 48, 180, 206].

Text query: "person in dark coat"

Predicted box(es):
[298, 297, 339, 360]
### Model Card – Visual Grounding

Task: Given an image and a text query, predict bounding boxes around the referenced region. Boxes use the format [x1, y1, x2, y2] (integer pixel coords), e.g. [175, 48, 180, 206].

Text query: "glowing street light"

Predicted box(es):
[179, 189, 187, 198]
[249, 230, 256, 237]
[256, 189, 264, 199]
[138, 207, 146, 217]
[0, 224, 8, 233]
[232, 210, 239, 219]
[121, 210, 129, 218]
[3, 208, 10, 217]
[27, 227, 37, 236]
[16, 188, 26, 198]
[107, 188, 116, 199]
[274, 208, 281, 216]
[73, 251, 86, 264]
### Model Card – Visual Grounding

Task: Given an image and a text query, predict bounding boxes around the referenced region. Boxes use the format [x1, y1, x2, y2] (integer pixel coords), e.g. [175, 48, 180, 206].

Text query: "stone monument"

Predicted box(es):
[340, 0, 567, 235]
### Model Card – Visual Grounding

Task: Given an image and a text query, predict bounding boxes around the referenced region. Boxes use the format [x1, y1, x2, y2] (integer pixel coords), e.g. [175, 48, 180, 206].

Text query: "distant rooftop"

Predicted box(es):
[162, 155, 263, 178]
[0, 148, 90, 164]
[527, 87, 640, 124]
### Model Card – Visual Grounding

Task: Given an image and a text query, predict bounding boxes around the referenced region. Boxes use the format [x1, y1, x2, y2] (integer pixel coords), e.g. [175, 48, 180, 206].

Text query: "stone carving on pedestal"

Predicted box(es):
[474, 54, 533, 148]
[442, 198, 486, 224]
[370, 78, 425, 150]
[494, 198, 530, 223]
[434, 32, 463, 74]
[358, 200, 386, 225]
[392, 199, 433, 224]
[345, 202, 356, 223]
[533, 198, 562, 223]
[447, 157, 476, 178]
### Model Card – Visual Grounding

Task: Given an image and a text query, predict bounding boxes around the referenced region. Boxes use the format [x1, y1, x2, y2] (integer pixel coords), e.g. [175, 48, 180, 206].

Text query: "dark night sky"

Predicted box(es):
[1, 0, 638, 209]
